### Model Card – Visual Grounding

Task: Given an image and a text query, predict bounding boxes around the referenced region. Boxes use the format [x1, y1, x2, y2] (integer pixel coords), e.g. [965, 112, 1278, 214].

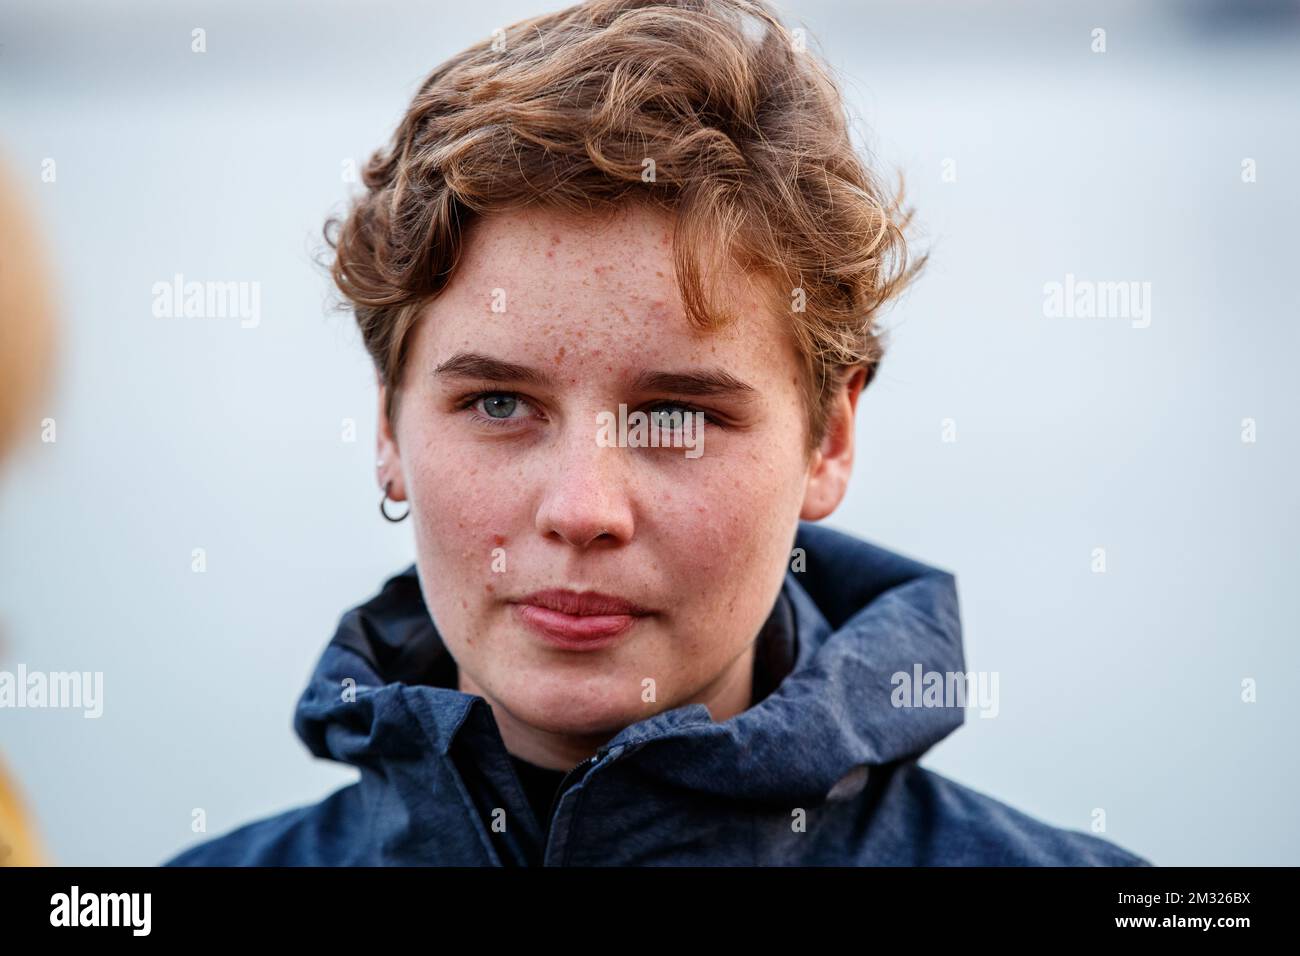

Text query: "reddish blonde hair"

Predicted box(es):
[326, 0, 924, 453]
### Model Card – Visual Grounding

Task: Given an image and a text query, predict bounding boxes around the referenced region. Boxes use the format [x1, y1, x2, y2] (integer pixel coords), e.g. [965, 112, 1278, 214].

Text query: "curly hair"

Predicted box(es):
[325, 0, 925, 455]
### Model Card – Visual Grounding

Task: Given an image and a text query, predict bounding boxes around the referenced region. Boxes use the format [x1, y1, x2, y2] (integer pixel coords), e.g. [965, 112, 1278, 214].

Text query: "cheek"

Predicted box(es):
[406, 436, 523, 581]
[654, 445, 804, 605]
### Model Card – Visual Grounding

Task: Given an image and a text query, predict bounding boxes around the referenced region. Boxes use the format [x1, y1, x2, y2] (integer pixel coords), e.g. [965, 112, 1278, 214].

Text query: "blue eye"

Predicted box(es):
[460, 391, 537, 428]
[647, 402, 709, 429]
[480, 394, 518, 419]
[458, 393, 713, 432]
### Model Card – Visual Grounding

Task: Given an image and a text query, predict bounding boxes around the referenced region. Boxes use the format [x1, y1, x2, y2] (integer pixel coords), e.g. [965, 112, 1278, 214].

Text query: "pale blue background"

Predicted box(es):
[1, 0, 1296, 865]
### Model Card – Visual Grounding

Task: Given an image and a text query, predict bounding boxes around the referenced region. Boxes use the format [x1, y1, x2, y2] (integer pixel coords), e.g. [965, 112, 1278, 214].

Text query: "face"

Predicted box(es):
[377, 203, 861, 755]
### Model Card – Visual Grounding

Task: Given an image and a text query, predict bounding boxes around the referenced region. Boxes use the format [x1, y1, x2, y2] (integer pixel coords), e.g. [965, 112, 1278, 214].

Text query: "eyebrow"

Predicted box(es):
[433, 352, 550, 388]
[433, 351, 758, 400]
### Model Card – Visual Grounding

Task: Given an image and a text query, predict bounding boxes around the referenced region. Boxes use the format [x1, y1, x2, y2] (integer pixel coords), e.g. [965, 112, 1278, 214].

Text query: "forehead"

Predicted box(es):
[417, 204, 796, 378]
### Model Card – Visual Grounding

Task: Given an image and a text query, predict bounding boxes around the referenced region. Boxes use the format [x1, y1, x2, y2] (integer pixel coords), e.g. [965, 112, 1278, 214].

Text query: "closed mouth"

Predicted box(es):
[511, 589, 652, 647]
[513, 589, 652, 617]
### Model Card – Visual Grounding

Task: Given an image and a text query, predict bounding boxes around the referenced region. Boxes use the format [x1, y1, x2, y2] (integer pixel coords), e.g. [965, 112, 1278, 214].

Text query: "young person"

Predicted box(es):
[166, 0, 1150, 866]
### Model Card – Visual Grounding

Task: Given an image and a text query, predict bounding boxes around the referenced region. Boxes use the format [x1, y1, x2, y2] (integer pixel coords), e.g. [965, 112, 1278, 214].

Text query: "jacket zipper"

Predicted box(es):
[538, 747, 617, 865]
[544, 752, 599, 829]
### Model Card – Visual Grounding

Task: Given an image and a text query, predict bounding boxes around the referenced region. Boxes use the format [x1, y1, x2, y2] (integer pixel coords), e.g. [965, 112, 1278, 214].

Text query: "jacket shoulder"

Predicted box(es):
[162, 782, 366, 866]
[879, 763, 1153, 866]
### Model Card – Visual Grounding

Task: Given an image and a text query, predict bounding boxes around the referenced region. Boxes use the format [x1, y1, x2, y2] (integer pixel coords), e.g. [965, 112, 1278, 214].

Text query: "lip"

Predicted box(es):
[512, 588, 652, 650]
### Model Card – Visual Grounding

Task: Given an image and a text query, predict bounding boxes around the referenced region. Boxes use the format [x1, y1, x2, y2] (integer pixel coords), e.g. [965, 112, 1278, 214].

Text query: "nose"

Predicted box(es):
[534, 420, 635, 550]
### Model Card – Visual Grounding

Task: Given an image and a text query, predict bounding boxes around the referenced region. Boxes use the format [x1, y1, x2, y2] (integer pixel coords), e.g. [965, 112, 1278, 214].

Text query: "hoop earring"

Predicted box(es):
[380, 481, 410, 523]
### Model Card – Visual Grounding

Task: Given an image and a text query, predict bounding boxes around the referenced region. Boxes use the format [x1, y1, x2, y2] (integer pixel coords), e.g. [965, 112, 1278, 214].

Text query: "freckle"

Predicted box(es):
[485, 582, 495, 594]
[554, 346, 566, 364]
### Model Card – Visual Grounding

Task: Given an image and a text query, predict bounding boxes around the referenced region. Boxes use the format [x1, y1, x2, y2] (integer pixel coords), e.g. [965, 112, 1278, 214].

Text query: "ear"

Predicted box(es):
[376, 381, 407, 501]
[799, 367, 867, 521]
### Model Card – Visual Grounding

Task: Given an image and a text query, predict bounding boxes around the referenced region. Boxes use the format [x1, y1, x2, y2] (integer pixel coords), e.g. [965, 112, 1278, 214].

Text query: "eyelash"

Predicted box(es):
[457, 391, 540, 429]
[456, 391, 719, 429]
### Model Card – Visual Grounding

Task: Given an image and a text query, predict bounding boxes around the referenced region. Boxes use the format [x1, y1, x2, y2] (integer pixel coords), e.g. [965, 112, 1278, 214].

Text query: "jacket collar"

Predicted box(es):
[293, 521, 965, 803]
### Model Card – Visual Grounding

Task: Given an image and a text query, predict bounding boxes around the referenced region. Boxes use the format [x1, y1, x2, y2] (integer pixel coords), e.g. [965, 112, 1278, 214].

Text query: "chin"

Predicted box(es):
[504, 676, 654, 738]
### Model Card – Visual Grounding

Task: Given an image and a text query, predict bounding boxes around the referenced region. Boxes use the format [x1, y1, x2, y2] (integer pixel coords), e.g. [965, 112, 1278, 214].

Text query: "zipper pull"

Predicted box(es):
[544, 751, 599, 827]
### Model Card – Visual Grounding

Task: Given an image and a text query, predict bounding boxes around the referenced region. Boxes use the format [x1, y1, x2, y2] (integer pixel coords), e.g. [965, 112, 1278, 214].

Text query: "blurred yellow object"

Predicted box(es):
[0, 153, 57, 868]
[0, 757, 48, 866]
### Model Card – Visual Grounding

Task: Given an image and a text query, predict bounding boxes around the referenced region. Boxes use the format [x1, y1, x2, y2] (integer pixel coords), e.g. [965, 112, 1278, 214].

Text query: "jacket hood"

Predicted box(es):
[293, 521, 965, 806]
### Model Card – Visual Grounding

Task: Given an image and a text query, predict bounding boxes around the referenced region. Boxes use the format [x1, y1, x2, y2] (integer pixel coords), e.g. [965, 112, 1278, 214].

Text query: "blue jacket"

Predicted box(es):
[165, 522, 1152, 866]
